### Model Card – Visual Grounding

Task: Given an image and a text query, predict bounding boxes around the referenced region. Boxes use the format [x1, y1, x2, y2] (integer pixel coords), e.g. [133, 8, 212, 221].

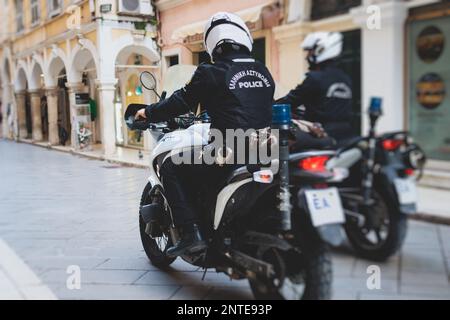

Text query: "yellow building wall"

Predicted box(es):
[8, 0, 94, 53]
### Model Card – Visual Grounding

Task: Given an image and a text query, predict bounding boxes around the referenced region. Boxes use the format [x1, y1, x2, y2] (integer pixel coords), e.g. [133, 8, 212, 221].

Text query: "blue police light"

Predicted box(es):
[369, 97, 383, 114]
[272, 104, 292, 126]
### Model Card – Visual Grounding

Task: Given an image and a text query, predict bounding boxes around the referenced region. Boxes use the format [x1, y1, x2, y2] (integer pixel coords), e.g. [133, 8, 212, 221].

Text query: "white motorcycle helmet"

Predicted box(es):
[204, 12, 253, 58]
[301, 32, 343, 65]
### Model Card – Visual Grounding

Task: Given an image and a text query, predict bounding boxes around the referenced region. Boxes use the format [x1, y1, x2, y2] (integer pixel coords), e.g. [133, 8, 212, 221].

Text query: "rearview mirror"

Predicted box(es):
[140, 71, 157, 91]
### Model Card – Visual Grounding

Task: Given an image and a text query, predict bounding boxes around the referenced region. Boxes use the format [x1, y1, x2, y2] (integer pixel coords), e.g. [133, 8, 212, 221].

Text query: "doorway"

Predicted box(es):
[25, 93, 32, 139]
[41, 94, 48, 141]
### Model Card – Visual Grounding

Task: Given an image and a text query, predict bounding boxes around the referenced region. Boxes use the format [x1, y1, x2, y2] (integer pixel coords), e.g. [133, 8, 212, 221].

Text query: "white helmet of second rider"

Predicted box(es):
[204, 12, 253, 57]
[301, 32, 343, 64]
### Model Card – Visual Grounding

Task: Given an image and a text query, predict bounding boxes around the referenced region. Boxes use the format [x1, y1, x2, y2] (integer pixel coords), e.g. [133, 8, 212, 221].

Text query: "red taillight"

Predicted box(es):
[298, 156, 330, 172]
[382, 139, 403, 151]
[404, 168, 415, 176]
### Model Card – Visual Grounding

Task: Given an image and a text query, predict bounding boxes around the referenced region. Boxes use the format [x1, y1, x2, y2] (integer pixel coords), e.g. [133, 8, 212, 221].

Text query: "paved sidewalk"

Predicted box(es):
[0, 239, 56, 300]
[0, 140, 449, 300]
[416, 186, 450, 223]
[21, 139, 151, 169]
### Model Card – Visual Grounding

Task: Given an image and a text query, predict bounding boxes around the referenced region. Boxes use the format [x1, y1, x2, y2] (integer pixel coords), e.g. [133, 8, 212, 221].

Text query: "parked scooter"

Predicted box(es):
[326, 98, 427, 261]
[124, 66, 347, 300]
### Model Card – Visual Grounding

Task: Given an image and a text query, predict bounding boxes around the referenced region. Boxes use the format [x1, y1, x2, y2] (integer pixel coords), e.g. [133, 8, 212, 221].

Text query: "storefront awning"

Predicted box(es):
[171, 0, 275, 41]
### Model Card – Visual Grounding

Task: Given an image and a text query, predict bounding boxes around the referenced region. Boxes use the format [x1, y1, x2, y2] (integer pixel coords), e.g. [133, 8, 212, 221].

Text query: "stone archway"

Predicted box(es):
[67, 43, 99, 148]
[115, 41, 160, 152]
[47, 54, 70, 146]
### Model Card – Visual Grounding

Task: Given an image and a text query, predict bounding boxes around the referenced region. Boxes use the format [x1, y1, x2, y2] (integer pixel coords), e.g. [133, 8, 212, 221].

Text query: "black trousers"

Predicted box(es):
[159, 150, 235, 230]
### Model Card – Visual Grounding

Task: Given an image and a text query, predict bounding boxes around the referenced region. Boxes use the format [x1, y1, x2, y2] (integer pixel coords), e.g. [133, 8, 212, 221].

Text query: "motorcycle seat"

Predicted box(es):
[335, 136, 363, 152]
[291, 129, 336, 152]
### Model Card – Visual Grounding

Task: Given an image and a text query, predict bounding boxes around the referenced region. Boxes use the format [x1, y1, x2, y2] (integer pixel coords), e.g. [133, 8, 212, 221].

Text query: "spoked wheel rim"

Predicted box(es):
[155, 232, 170, 252]
[345, 191, 391, 250]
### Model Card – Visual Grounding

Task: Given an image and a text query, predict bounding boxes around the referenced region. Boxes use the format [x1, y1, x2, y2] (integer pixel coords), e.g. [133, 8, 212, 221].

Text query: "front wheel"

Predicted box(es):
[139, 183, 176, 268]
[343, 188, 408, 262]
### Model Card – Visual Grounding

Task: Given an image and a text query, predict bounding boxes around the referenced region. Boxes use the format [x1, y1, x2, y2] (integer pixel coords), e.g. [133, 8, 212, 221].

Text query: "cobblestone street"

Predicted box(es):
[1, 140, 449, 300]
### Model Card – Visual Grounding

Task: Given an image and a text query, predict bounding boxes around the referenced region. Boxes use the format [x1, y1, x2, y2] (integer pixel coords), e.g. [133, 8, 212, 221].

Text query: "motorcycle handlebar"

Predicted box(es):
[125, 103, 209, 132]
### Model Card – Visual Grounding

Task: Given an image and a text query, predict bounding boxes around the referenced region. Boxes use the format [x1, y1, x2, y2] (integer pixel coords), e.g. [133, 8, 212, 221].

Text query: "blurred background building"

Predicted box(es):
[1, 0, 449, 186]
[0, 0, 159, 156]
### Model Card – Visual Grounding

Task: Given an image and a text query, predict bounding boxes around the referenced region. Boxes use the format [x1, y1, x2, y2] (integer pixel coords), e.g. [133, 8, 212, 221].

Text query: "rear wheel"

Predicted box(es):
[247, 193, 332, 300]
[139, 183, 176, 268]
[250, 220, 333, 300]
[343, 188, 408, 262]
[249, 239, 332, 300]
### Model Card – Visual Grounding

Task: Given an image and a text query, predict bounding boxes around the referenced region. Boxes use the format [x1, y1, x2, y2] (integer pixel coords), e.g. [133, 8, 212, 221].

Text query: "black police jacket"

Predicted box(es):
[145, 53, 275, 134]
[276, 63, 353, 140]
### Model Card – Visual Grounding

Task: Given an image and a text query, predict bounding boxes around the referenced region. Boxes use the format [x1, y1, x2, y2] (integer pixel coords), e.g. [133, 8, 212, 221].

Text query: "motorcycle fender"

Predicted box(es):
[147, 175, 162, 189]
[297, 190, 345, 247]
[378, 167, 417, 215]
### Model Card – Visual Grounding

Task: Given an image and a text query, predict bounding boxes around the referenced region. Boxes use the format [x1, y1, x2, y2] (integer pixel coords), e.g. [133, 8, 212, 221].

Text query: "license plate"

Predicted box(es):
[305, 188, 345, 227]
[394, 178, 417, 205]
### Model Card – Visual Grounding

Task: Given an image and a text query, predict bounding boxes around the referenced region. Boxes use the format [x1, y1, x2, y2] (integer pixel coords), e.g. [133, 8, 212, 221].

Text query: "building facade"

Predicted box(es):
[276, 0, 450, 175]
[155, 0, 450, 172]
[0, 0, 160, 156]
[1, 0, 450, 179]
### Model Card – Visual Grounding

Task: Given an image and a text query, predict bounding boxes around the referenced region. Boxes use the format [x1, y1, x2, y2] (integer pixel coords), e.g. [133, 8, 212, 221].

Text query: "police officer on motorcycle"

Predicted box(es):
[135, 12, 275, 257]
[276, 32, 354, 142]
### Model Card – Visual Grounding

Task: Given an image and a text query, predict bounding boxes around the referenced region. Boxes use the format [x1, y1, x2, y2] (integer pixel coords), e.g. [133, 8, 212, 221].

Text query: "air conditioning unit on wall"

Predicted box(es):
[117, 0, 154, 16]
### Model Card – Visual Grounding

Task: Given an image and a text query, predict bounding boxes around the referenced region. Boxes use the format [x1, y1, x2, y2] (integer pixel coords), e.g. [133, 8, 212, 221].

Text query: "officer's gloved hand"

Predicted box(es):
[310, 122, 328, 139]
[292, 119, 328, 139]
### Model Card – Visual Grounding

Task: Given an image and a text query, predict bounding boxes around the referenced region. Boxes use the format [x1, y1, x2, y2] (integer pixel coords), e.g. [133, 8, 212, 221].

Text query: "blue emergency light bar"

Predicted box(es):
[272, 104, 292, 126]
[369, 97, 383, 114]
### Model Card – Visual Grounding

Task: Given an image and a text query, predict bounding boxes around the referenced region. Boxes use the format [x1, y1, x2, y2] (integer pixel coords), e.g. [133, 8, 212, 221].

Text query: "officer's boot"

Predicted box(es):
[166, 224, 207, 258]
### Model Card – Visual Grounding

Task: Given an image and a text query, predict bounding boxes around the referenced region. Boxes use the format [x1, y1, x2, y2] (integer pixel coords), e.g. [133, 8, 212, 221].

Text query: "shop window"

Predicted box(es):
[409, 17, 450, 161]
[166, 55, 179, 67]
[311, 0, 361, 20]
[31, 0, 40, 26]
[48, 0, 63, 18]
[15, 0, 24, 32]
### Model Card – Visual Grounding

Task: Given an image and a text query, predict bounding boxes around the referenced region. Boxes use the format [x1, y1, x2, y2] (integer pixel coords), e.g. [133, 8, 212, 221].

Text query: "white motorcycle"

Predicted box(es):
[124, 66, 346, 300]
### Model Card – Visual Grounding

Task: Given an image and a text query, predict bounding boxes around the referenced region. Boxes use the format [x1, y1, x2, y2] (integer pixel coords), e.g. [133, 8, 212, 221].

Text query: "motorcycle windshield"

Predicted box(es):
[162, 65, 197, 98]
[274, 82, 290, 101]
